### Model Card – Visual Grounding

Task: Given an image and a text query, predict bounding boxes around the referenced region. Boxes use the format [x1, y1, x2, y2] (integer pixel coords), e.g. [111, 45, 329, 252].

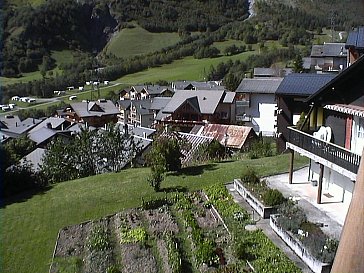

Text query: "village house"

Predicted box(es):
[160, 90, 236, 131]
[171, 81, 225, 91]
[119, 85, 173, 100]
[345, 26, 364, 65]
[310, 42, 347, 72]
[58, 99, 119, 127]
[285, 54, 364, 208]
[27, 117, 73, 148]
[116, 99, 154, 127]
[235, 77, 283, 136]
[275, 73, 336, 152]
[0, 115, 42, 140]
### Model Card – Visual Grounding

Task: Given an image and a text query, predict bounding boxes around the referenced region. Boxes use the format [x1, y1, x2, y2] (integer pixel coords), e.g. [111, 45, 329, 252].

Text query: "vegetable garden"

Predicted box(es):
[50, 184, 301, 273]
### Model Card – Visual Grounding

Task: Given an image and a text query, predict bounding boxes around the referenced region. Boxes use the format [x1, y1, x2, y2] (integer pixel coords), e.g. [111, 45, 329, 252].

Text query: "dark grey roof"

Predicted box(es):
[29, 117, 69, 133]
[155, 111, 170, 121]
[163, 90, 226, 114]
[0, 117, 42, 136]
[146, 85, 171, 95]
[172, 81, 224, 90]
[67, 123, 97, 133]
[0, 115, 21, 128]
[223, 92, 235, 103]
[311, 43, 346, 57]
[345, 27, 364, 50]
[126, 125, 156, 138]
[28, 127, 57, 145]
[302, 57, 312, 69]
[276, 73, 336, 96]
[70, 100, 119, 117]
[253, 68, 276, 77]
[20, 148, 46, 172]
[236, 78, 283, 94]
[150, 97, 171, 110]
[130, 100, 152, 115]
[117, 100, 131, 110]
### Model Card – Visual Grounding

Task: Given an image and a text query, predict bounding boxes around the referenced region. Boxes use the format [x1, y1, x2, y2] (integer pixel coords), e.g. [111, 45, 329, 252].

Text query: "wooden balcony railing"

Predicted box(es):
[288, 127, 361, 174]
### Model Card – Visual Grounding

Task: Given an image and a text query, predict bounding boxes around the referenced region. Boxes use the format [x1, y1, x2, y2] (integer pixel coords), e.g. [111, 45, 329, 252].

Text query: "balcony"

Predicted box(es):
[287, 127, 361, 180]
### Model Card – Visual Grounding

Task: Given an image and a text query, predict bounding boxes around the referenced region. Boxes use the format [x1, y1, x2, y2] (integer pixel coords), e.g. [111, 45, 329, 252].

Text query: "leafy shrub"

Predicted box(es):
[248, 138, 275, 159]
[240, 166, 260, 184]
[87, 225, 111, 251]
[277, 201, 307, 233]
[262, 189, 286, 206]
[120, 227, 147, 244]
[195, 240, 218, 266]
[147, 168, 164, 192]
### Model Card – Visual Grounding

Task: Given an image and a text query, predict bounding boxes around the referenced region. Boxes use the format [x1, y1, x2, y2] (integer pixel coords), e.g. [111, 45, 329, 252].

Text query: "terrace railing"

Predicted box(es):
[288, 127, 361, 174]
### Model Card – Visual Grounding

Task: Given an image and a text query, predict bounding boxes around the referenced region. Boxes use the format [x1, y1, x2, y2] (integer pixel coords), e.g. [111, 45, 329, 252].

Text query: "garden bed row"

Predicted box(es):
[50, 184, 302, 273]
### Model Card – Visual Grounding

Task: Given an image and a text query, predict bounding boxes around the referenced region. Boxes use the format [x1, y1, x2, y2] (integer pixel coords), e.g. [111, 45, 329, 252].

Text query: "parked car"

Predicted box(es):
[69, 95, 77, 101]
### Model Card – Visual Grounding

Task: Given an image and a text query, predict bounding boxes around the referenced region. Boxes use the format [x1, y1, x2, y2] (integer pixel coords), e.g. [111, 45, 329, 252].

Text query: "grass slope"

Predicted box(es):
[105, 24, 181, 58]
[115, 50, 257, 85]
[1, 154, 308, 273]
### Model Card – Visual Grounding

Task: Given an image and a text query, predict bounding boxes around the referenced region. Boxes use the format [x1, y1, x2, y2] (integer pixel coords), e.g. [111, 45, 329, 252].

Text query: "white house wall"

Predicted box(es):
[310, 160, 354, 203]
[245, 93, 276, 136]
[351, 116, 364, 155]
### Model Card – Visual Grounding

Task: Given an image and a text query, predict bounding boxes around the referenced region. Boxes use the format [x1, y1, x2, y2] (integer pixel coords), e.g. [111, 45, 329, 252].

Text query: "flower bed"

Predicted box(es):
[233, 178, 278, 218]
[270, 201, 338, 273]
[271, 215, 332, 273]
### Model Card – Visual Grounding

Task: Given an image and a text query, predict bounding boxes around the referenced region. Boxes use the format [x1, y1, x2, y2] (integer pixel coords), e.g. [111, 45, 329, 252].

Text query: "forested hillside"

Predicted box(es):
[1, 0, 249, 77]
[1, 0, 364, 103]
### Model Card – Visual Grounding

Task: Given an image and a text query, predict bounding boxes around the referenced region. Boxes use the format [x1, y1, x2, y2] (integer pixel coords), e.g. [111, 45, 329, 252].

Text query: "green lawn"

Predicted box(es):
[115, 50, 257, 85]
[105, 24, 181, 58]
[1, 154, 308, 273]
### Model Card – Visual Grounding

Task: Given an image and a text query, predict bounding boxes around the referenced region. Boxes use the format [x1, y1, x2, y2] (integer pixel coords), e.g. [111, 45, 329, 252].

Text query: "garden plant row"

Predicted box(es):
[50, 184, 302, 273]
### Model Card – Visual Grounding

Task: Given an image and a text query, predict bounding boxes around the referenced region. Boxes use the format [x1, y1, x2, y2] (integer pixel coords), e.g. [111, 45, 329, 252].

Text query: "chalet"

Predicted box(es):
[285, 55, 364, 207]
[0, 115, 42, 139]
[27, 117, 73, 148]
[310, 42, 347, 72]
[235, 77, 283, 136]
[149, 97, 171, 124]
[161, 90, 236, 131]
[60, 99, 119, 127]
[345, 26, 364, 65]
[123, 85, 173, 100]
[275, 73, 336, 152]
[116, 99, 154, 127]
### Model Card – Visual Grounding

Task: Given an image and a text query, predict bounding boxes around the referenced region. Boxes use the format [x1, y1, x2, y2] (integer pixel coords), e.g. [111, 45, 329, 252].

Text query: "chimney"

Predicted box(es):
[46, 122, 52, 129]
